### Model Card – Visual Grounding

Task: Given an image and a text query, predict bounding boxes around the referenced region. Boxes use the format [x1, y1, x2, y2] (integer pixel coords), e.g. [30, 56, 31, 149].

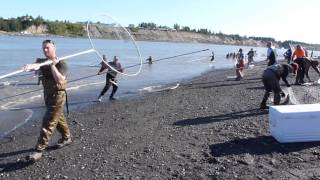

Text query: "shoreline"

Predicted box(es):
[1, 61, 320, 179]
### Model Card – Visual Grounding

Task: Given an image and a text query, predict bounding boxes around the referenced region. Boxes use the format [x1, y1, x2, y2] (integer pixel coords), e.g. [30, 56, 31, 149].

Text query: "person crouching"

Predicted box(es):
[260, 63, 298, 109]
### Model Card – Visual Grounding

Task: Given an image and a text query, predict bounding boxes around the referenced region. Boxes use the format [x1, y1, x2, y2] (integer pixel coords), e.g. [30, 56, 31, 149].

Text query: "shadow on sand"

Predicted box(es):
[210, 135, 320, 157]
[0, 146, 58, 173]
[174, 108, 267, 126]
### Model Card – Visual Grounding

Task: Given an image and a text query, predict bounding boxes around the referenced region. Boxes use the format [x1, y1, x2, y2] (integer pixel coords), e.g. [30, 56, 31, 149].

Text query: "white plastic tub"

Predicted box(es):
[269, 104, 320, 143]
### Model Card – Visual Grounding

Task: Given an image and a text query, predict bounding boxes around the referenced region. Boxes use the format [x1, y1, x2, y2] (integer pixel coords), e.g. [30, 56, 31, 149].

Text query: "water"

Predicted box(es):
[0, 34, 281, 137]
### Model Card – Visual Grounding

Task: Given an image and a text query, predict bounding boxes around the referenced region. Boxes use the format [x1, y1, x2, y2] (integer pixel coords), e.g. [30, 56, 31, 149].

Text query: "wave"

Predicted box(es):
[139, 83, 180, 93]
[0, 80, 19, 86]
[139, 85, 163, 92]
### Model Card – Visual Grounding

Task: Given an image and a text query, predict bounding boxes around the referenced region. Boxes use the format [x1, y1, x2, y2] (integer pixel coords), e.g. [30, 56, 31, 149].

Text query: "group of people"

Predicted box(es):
[231, 41, 312, 109]
[268, 43, 311, 85]
[226, 52, 237, 59]
[226, 49, 256, 62]
[259, 42, 316, 109]
[234, 48, 256, 81]
[19, 38, 317, 162]
[146, 51, 215, 64]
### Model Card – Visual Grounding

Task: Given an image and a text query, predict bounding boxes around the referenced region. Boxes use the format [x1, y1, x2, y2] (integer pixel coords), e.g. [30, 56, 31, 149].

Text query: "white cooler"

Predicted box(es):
[269, 104, 320, 143]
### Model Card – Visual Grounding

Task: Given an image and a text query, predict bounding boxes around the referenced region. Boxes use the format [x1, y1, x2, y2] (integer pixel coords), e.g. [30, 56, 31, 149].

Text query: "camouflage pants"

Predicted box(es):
[36, 90, 70, 151]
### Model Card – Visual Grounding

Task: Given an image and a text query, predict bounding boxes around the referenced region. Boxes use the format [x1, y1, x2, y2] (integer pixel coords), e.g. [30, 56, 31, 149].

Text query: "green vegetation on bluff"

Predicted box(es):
[0, 15, 83, 36]
[0, 15, 319, 50]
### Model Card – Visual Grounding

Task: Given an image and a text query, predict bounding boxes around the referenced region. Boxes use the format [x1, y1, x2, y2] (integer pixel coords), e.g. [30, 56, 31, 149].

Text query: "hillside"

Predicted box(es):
[130, 28, 268, 46]
[1, 24, 320, 50]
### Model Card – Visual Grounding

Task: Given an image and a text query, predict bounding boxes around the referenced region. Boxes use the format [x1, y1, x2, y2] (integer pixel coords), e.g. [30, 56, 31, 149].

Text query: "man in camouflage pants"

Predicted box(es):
[24, 40, 72, 161]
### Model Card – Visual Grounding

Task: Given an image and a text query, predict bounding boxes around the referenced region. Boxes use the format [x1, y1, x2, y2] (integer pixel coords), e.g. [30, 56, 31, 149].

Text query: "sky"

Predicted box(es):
[1, 0, 319, 44]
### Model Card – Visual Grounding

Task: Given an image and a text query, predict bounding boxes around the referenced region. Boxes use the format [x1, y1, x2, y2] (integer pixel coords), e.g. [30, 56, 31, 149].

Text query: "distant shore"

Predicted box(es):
[2, 28, 320, 51]
[1, 28, 316, 50]
[0, 30, 65, 38]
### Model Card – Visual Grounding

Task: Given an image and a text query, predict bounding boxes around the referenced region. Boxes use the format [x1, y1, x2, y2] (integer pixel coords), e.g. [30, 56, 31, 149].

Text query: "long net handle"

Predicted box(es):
[0, 69, 25, 80]
[0, 49, 96, 80]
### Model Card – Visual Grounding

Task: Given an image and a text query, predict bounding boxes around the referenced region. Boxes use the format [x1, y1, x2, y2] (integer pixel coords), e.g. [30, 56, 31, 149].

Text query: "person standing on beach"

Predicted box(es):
[97, 55, 123, 102]
[235, 48, 245, 81]
[24, 39, 72, 161]
[292, 45, 306, 85]
[260, 63, 298, 109]
[247, 48, 255, 65]
[266, 42, 276, 66]
[283, 48, 292, 64]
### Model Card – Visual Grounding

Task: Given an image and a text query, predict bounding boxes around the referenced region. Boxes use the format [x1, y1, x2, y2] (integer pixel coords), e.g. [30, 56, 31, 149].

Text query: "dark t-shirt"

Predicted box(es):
[284, 49, 292, 59]
[99, 61, 122, 77]
[247, 50, 254, 58]
[266, 64, 290, 86]
[36, 58, 68, 92]
[267, 48, 276, 66]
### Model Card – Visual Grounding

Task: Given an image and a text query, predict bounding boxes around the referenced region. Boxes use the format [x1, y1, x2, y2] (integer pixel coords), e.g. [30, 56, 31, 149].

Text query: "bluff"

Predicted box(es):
[2, 25, 320, 50]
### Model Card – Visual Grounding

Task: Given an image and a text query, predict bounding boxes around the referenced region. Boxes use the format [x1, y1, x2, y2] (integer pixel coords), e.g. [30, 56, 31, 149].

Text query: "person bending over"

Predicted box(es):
[260, 63, 298, 109]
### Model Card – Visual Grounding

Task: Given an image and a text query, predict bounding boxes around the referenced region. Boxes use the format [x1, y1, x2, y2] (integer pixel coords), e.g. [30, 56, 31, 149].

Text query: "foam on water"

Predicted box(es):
[139, 83, 180, 92]
[139, 85, 163, 92]
[0, 80, 18, 86]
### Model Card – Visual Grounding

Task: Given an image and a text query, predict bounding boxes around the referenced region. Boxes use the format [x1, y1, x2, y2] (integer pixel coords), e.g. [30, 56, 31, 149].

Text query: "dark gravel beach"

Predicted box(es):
[1, 61, 320, 179]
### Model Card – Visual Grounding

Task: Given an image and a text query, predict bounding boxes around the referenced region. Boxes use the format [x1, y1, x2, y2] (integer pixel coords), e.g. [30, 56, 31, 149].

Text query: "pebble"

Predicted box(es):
[312, 151, 320, 155]
[269, 158, 276, 165]
[238, 154, 255, 165]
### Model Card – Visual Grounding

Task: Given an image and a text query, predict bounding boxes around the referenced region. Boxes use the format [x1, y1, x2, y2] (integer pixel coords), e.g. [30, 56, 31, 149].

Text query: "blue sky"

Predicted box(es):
[1, 0, 319, 44]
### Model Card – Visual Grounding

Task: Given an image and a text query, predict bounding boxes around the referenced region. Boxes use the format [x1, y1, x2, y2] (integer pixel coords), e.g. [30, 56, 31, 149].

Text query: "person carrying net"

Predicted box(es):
[97, 55, 124, 102]
[24, 40, 72, 161]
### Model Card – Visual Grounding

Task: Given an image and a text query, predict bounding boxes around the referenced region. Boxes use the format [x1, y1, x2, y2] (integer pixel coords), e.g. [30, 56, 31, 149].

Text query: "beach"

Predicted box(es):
[1, 61, 320, 179]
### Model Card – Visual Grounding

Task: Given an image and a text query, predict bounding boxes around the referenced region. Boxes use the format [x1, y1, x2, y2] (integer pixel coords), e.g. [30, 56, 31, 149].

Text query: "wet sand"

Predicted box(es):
[1, 61, 320, 179]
